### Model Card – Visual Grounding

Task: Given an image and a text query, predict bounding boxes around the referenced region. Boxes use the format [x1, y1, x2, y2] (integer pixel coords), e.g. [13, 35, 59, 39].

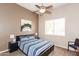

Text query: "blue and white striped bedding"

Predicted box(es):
[18, 37, 54, 56]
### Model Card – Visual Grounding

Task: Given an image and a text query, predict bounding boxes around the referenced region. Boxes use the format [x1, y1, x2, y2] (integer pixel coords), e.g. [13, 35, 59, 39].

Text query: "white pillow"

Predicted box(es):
[29, 36, 35, 39]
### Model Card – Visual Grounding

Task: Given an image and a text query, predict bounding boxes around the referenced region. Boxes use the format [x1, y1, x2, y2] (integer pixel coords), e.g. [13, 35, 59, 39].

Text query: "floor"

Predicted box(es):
[49, 46, 76, 56]
[0, 46, 76, 56]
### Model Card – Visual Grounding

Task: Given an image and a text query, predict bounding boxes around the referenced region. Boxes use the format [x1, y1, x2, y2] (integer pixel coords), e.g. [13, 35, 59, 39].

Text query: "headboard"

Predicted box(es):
[16, 34, 34, 42]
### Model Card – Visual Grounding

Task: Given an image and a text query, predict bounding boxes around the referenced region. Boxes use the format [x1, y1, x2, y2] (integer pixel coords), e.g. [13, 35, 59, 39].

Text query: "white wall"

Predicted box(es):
[39, 4, 79, 49]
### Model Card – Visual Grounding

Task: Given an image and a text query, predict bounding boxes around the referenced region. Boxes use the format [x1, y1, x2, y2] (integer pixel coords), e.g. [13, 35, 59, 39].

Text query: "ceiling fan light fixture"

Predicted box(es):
[35, 4, 53, 14]
[39, 8, 46, 13]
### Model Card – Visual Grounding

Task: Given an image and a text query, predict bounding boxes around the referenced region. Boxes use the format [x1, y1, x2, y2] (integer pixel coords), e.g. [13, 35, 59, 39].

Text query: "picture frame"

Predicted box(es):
[21, 19, 32, 32]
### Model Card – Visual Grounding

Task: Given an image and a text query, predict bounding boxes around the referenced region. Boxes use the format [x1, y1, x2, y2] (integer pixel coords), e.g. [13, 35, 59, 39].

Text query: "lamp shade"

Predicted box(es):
[35, 33, 38, 35]
[10, 34, 15, 39]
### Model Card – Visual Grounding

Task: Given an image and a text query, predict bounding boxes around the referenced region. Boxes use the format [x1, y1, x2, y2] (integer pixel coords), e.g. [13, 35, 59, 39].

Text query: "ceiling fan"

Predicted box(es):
[34, 3, 53, 15]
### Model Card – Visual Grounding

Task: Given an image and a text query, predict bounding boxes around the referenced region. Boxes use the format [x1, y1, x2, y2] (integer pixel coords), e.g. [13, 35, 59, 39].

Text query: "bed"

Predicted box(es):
[16, 34, 54, 56]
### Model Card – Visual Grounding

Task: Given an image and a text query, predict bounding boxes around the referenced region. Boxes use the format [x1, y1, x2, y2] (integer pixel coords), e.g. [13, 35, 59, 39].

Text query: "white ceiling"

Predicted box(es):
[17, 3, 67, 12]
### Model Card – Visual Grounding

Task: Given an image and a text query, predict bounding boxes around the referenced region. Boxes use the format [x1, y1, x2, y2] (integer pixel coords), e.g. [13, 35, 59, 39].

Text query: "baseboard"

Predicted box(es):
[0, 49, 9, 54]
[55, 45, 67, 49]
[55, 45, 75, 51]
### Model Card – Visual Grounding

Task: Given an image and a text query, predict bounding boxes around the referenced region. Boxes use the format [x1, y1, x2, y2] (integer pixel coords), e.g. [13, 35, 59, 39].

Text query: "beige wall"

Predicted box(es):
[39, 4, 79, 49]
[0, 3, 38, 51]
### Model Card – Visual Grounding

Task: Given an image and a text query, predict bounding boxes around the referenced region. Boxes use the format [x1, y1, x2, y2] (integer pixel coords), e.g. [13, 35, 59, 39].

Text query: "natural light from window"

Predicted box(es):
[45, 18, 65, 36]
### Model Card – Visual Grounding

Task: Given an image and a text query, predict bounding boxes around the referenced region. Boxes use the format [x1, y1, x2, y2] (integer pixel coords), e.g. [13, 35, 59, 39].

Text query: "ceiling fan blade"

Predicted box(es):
[46, 5, 53, 9]
[35, 5, 40, 9]
[45, 11, 52, 14]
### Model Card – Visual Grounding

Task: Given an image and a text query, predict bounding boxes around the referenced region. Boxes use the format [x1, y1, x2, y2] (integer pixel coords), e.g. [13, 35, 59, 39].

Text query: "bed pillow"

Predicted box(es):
[19, 36, 29, 39]
[29, 36, 35, 40]
[20, 37, 29, 41]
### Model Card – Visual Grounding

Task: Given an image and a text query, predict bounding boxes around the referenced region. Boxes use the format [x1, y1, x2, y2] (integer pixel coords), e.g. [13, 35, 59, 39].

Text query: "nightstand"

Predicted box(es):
[35, 36, 40, 39]
[8, 42, 18, 53]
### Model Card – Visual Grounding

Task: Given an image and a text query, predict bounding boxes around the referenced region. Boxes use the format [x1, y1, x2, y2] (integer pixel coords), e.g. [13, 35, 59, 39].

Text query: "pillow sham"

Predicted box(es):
[20, 37, 29, 41]
[29, 36, 35, 39]
[19, 36, 35, 41]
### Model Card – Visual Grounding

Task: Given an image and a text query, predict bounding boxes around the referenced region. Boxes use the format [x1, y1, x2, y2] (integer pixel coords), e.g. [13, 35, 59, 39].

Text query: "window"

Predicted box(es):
[45, 18, 65, 36]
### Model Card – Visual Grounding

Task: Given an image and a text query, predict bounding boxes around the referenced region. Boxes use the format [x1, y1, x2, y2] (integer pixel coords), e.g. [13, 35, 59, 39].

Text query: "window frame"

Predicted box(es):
[45, 18, 65, 36]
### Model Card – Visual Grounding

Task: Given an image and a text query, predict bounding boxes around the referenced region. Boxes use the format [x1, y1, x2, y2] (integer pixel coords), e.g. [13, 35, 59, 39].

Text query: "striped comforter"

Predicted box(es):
[18, 38, 54, 56]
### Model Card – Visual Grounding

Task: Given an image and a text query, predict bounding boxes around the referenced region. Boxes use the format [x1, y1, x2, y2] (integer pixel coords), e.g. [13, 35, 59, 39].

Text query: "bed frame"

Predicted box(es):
[16, 34, 54, 56]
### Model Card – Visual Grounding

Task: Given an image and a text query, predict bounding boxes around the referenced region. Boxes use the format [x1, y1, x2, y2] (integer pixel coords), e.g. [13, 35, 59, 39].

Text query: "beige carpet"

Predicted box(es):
[0, 46, 76, 56]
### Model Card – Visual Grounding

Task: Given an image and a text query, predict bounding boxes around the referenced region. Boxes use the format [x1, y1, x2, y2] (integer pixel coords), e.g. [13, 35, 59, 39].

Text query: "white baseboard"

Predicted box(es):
[55, 45, 75, 51]
[0, 49, 9, 54]
[55, 45, 67, 49]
